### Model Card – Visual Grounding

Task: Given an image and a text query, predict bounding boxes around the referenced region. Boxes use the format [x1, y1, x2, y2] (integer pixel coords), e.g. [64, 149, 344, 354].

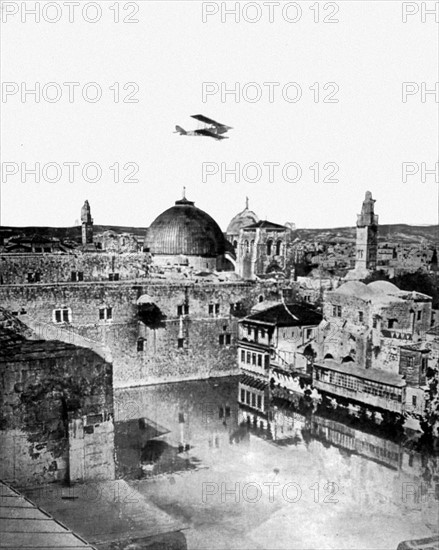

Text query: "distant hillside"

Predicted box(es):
[293, 224, 438, 245]
[0, 225, 148, 243]
[0, 223, 437, 246]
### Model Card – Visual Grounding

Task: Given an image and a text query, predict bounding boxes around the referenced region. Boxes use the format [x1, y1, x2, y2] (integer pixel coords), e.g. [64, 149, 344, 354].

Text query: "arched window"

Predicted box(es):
[303, 344, 315, 358]
[266, 240, 273, 255]
[233, 240, 238, 249]
[245, 240, 249, 253]
[276, 240, 282, 255]
[250, 239, 254, 251]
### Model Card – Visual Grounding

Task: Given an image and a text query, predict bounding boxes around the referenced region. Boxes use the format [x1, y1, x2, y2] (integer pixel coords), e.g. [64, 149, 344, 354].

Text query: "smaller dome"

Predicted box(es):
[367, 281, 399, 295]
[336, 281, 374, 300]
[227, 198, 259, 235]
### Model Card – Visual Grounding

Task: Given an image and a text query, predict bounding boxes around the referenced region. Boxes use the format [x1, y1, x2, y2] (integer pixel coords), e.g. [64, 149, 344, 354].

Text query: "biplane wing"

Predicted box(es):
[194, 128, 228, 140]
[191, 114, 231, 128]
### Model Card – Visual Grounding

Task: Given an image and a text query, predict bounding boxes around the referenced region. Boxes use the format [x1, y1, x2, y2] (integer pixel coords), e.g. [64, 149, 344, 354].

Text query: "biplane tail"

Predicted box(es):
[174, 125, 186, 135]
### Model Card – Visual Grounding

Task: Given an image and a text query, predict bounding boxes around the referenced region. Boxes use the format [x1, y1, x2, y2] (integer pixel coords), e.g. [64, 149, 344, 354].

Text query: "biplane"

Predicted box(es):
[174, 114, 232, 141]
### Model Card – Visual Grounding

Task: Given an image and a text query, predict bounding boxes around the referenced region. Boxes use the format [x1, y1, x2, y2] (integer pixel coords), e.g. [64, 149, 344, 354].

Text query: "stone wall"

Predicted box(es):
[0, 281, 287, 388]
[0, 252, 150, 285]
[0, 335, 114, 486]
[320, 290, 432, 372]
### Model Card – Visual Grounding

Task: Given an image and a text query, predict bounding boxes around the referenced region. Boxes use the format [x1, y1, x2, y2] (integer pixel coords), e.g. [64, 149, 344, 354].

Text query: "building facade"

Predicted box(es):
[235, 221, 293, 280]
[237, 302, 322, 378]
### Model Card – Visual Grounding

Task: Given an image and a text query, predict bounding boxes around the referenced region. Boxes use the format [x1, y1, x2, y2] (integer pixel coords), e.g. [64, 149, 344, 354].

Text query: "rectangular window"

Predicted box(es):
[337, 306, 342, 317]
[208, 304, 214, 314]
[372, 317, 377, 328]
[417, 311, 422, 321]
[252, 353, 256, 365]
[251, 393, 256, 407]
[246, 391, 250, 405]
[219, 334, 225, 346]
[177, 305, 183, 316]
[113, 273, 120, 281]
[108, 273, 114, 281]
[241, 350, 245, 362]
[225, 334, 231, 345]
[54, 308, 70, 323]
[241, 389, 245, 402]
[412, 395, 417, 407]
[358, 311, 364, 323]
[99, 307, 113, 321]
[215, 304, 220, 314]
[137, 339, 145, 351]
[184, 304, 189, 315]
[178, 338, 184, 348]
[265, 355, 270, 369]
[27, 273, 34, 283]
[257, 355, 262, 367]
[247, 326, 251, 336]
[247, 352, 251, 364]
[78, 272, 84, 282]
[388, 319, 396, 329]
[71, 272, 77, 282]
[257, 395, 262, 409]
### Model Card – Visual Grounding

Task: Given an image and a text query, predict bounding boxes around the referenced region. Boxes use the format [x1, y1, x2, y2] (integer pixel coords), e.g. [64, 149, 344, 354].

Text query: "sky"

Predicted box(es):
[1, 0, 438, 231]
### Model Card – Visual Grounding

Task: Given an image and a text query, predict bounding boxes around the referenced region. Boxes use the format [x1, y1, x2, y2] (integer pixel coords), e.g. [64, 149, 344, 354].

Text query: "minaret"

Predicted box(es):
[81, 200, 93, 245]
[355, 191, 378, 272]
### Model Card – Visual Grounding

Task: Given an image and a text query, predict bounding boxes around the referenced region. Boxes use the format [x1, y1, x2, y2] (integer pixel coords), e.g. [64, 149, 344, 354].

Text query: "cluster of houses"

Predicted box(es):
[237, 279, 439, 434]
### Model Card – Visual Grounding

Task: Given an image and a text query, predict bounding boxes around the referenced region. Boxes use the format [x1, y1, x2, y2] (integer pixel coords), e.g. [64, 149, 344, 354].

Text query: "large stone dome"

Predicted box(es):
[145, 197, 226, 257]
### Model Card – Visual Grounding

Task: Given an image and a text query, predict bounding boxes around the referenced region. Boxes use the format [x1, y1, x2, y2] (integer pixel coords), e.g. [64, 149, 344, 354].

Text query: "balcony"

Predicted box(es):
[313, 380, 403, 414]
[237, 338, 271, 351]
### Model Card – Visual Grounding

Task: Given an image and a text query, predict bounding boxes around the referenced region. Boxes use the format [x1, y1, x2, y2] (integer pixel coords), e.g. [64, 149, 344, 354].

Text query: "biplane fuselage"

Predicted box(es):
[175, 114, 232, 141]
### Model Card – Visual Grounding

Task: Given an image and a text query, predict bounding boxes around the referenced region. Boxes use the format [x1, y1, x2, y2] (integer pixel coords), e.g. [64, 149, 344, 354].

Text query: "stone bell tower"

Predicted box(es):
[81, 200, 93, 245]
[355, 191, 378, 272]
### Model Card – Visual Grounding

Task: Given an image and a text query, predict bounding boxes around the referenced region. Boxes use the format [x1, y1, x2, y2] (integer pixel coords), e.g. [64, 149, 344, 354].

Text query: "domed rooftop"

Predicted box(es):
[367, 281, 399, 295]
[145, 195, 226, 257]
[226, 198, 259, 235]
[336, 281, 374, 299]
[335, 280, 403, 302]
